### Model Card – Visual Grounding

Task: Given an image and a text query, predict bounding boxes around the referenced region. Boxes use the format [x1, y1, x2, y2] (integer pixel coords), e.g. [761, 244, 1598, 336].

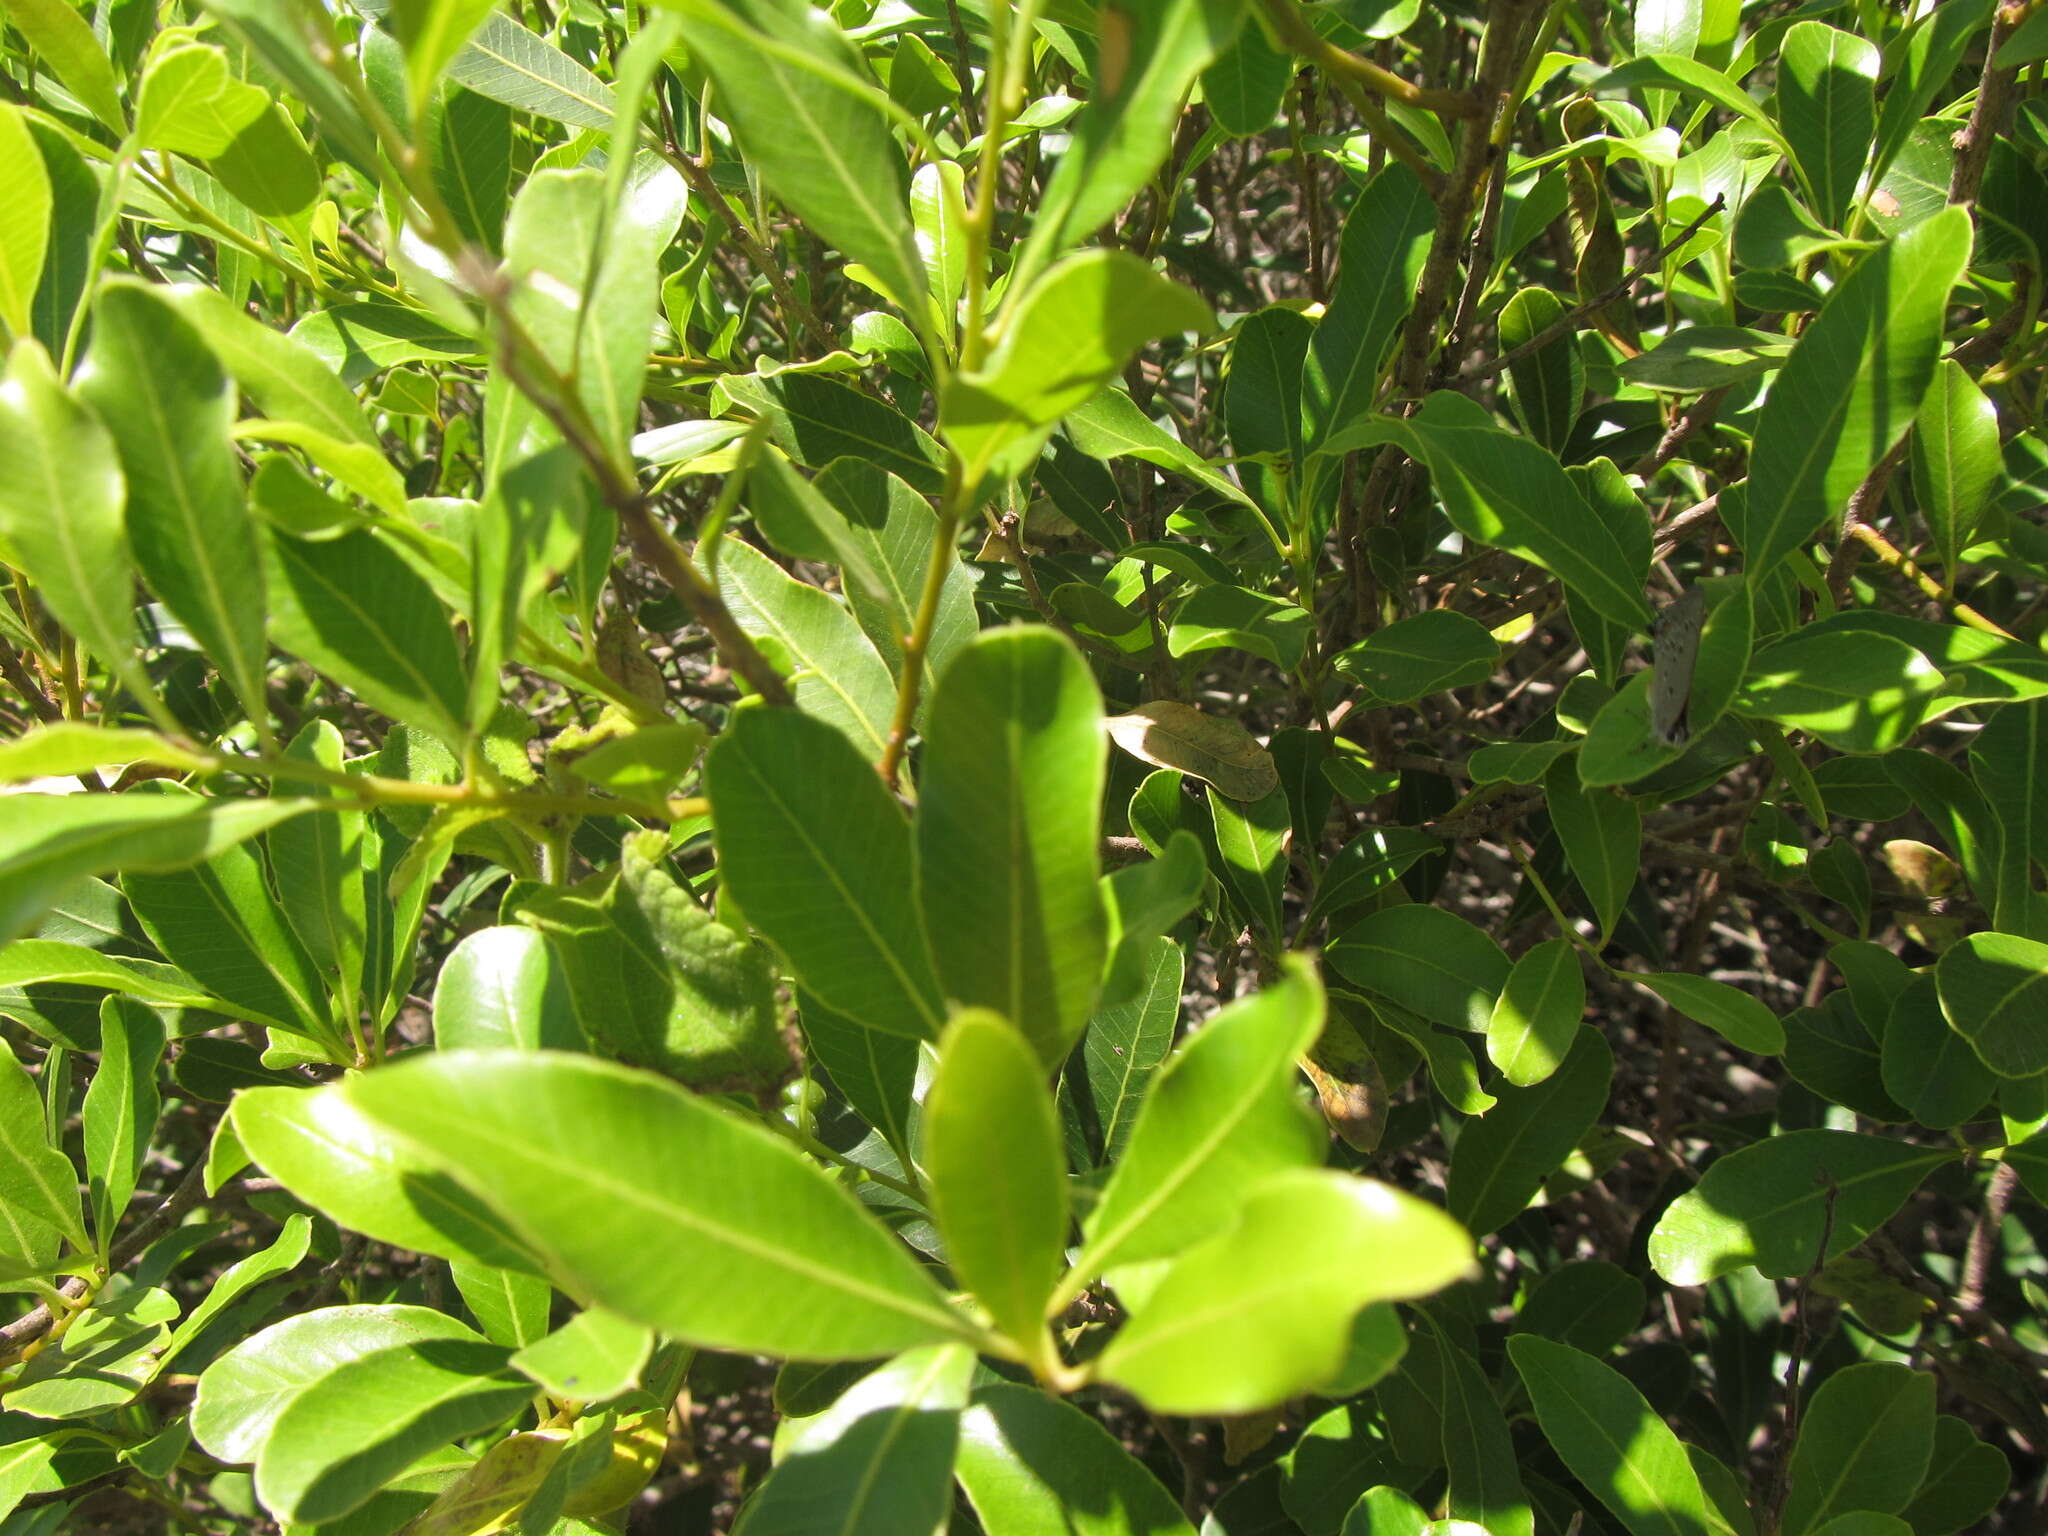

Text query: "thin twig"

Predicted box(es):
[1256, 0, 1482, 119]
[1632, 387, 1729, 479]
[1948, 2, 2025, 209]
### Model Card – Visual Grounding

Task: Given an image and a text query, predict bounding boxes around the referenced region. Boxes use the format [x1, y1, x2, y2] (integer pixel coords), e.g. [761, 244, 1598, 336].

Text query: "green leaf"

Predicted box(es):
[706, 706, 943, 1041]
[344, 1051, 975, 1358]
[916, 628, 1107, 1067]
[1637, 973, 1785, 1055]
[1648, 1129, 1954, 1284]
[1449, 1028, 1612, 1237]
[134, 42, 268, 157]
[1096, 1169, 1473, 1414]
[509, 1307, 653, 1404]
[0, 1042, 87, 1269]
[800, 990, 919, 1161]
[1009, 0, 1247, 295]
[0, 103, 50, 342]
[1882, 974, 1995, 1130]
[817, 458, 977, 698]
[1305, 827, 1441, 928]
[1331, 610, 1499, 704]
[1971, 701, 2048, 935]
[1620, 326, 1793, 392]
[196, 0, 382, 176]
[1064, 936, 1182, 1170]
[955, 1381, 1195, 1536]
[732, 1344, 974, 1536]
[926, 1010, 1068, 1354]
[208, 103, 321, 226]
[1782, 1362, 1934, 1536]
[1499, 287, 1584, 450]
[292, 302, 479, 385]
[1201, 14, 1291, 137]
[163, 286, 379, 451]
[390, 0, 502, 123]
[1729, 207, 1971, 577]
[1327, 393, 1652, 631]
[82, 998, 164, 1249]
[1898, 1415, 2010, 1536]
[433, 926, 578, 1052]
[747, 448, 895, 611]
[1508, 1336, 1714, 1536]
[267, 720, 368, 1023]
[662, 0, 926, 333]
[943, 250, 1213, 483]
[1077, 958, 1322, 1279]
[74, 281, 270, 724]
[0, 793, 309, 947]
[124, 807, 332, 1043]
[252, 1326, 531, 1523]
[715, 537, 898, 758]
[0, 941, 211, 1012]
[0, 0, 125, 131]
[1436, 1330, 1534, 1536]
[1595, 55, 1791, 156]
[1487, 938, 1586, 1088]
[0, 343, 159, 710]
[1300, 164, 1435, 462]
[1777, 22, 1879, 228]
[1545, 757, 1641, 944]
[1734, 630, 1944, 755]
[717, 369, 948, 494]
[1511, 1259, 1645, 1357]
[230, 1084, 546, 1272]
[266, 527, 470, 745]
[1209, 785, 1290, 941]
[1167, 584, 1310, 670]
[1935, 930, 2048, 1078]
[1327, 905, 1512, 1033]
[156, 1213, 313, 1374]
[1909, 359, 2000, 578]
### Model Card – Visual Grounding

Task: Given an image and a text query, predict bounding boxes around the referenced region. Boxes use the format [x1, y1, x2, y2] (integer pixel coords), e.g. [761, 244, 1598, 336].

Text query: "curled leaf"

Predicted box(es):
[1104, 701, 1278, 802]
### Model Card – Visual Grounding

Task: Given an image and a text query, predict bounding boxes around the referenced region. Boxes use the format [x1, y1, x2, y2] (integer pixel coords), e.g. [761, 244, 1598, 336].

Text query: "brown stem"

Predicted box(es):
[1824, 439, 1909, 604]
[667, 148, 835, 355]
[1632, 387, 1728, 479]
[1958, 1160, 2021, 1316]
[1948, 3, 2025, 209]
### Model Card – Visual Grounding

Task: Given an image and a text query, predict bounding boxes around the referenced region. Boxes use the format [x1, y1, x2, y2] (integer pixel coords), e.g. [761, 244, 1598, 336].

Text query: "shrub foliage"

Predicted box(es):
[0, 0, 2044, 1532]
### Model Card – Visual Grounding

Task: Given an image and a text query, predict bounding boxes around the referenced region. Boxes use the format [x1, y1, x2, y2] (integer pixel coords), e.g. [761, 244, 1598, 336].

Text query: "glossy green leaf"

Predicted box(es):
[0, 1042, 86, 1270]
[1637, 972, 1785, 1055]
[1910, 359, 2000, 578]
[944, 250, 1213, 483]
[0, 0, 124, 130]
[123, 811, 331, 1042]
[1009, 0, 1246, 295]
[252, 1325, 530, 1523]
[343, 1051, 975, 1358]
[1881, 974, 1995, 1130]
[1971, 701, 2048, 935]
[715, 537, 898, 758]
[1096, 1169, 1472, 1414]
[800, 990, 919, 1161]
[82, 997, 164, 1249]
[705, 706, 944, 1041]
[390, 0, 503, 123]
[1487, 938, 1585, 1087]
[433, 925, 578, 1052]
[0, 342, 158, 710]
[0, 103, 50, 341]
[1935, 930, 2048, 1078]
[1777, 23, 1878, 228]
[955, 1381, 1195, 1536]
[1648, 1130, 1954, 1283]
[1436, 1330, 1534, 1536]
[662, 0, 926, 331]
[925, 1009, 1069, 1352]
[0, 942, 210, 1013]
[1499, 287, 1583, 450]
[1331, 611, 1498, 704]
[1305, 828, 1441, 928]
[1781, 1362, 1934, 1535]
[230, 1082, 546, 1273]
[0, 793, 310, 947]
[1326, 392, 1652, 630]
[1201, 15, 1291, 137]
[1508, 1335, 1713, 1536]
[1327, 905, 1512, 1033]
[1064, 936, 1182, 1170]
[1898, 1415, 2009, 1536]
[1734, 630, 1944, 755]
[1545, 757, 1641, 943]
[267, 720, 367, 1023]
[156, 1213, 313, 1375]
[732, 1344, 974, 1536]
[1076, 957, 1323, 1278]
[1450, 1028, 1611, 1236]
[74, 281, 269, 723]
[917, 628, 1107, 1066]
[1729, 207, 1970, 577]
[134, 42, 268, 156]
[509, 1307, 654, 1405]
[1209, 785, 1290, 941]
[1301, 164, 1434, 463]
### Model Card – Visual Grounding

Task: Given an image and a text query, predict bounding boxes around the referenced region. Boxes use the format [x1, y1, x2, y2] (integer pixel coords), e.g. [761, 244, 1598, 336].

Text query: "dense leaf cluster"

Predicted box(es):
[0, 0, 2043, 1533]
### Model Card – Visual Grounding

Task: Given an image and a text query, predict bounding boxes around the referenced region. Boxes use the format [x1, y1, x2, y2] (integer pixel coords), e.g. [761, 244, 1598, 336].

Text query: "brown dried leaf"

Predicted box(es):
[1102, 701, 1278, 802]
